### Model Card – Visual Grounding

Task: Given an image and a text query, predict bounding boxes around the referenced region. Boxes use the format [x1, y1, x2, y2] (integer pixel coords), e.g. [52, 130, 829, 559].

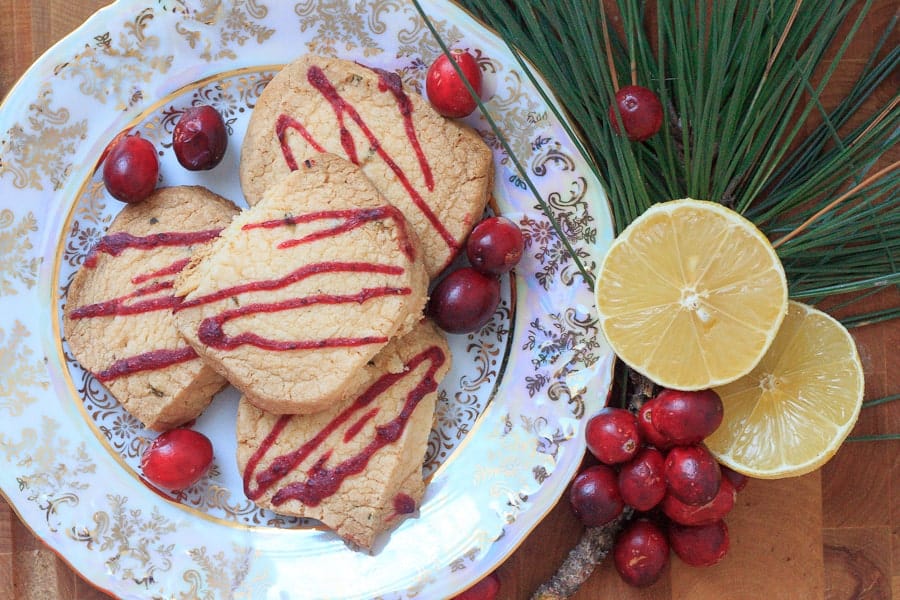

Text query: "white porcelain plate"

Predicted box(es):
[0, 1, 614, 597]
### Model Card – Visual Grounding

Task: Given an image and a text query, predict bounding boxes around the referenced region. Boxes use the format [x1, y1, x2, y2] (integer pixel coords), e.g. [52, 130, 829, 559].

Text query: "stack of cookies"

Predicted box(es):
[64, 54, 493, 549]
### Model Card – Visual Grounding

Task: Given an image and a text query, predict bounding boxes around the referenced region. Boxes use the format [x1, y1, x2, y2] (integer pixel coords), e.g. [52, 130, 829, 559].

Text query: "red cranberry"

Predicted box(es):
[637, 397, 673, 449]
[451, 571, 500, 600]
[569, 464, 624, 527]
[427, 267, 500, 334]
[668, 520, 730, 567]
[608, 85, 663, 142]
[173, 105, 228, 171]
[585, 407, 642, 465]
[651, 389, 724, 445]
[426, 49, 483, 118]
[664, 445, 722, 506]
[617, 446, 666, 511]
[102, 134, 158, 203]
[721, 465, 749, 492]
[613, 519, 669, 587]
[661, 476, 735, 526]
[466, 216, 524, 276]
[140, 428, 214, 490]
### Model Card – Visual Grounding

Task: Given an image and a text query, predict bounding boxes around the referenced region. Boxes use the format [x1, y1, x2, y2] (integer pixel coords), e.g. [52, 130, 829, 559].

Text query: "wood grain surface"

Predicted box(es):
[1, 1, 897, 599]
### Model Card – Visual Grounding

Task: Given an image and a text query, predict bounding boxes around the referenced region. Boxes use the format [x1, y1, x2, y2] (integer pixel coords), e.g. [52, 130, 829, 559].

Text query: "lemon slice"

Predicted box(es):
[594, 199, 788, 390]
[706, 301, 864, 478]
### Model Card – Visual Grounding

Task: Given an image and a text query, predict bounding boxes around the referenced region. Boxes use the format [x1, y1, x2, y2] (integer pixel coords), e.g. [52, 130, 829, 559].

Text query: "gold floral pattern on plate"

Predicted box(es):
[174, 0, 275, 62]
[0, 321, 48, 416]
[0, 1, 614, 598]
[0, 86, 89, 192]
[0, 211, 40, 294]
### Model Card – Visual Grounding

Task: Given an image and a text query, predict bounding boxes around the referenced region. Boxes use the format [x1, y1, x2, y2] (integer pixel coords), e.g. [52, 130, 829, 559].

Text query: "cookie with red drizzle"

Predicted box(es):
[174, 153, 429, 415]
[63, 186, 238, 431]
[240, 54, 492, 277]
[237, 319, 450, 549]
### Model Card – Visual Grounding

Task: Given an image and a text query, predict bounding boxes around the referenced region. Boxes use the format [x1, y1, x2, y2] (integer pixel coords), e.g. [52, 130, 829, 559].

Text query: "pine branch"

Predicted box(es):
[460, 0, 899, 306]
[451, 2, 898, 598]
[530, 511, 632, 600]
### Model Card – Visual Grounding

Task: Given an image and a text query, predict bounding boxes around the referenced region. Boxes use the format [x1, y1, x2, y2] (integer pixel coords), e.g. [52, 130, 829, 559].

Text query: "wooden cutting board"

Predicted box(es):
[1, 1, 897, 598]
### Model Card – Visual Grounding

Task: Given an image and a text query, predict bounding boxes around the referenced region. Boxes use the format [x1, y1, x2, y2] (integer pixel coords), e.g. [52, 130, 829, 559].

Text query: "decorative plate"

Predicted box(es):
[0, 1, 614, 597]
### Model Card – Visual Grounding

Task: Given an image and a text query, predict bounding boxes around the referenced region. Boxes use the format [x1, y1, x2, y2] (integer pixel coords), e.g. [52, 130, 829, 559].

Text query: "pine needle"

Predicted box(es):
[773, 161, 900, 248]
[846, 434, 900, 442]
[863, 393, 900, 408]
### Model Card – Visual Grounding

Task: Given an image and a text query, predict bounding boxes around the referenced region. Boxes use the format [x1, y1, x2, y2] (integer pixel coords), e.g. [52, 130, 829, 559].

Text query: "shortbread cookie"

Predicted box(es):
[240, 54, 493, 277]
[63, 186, 238, 431]
[237, 319, 450, 549]
[174, 153, 429, 414]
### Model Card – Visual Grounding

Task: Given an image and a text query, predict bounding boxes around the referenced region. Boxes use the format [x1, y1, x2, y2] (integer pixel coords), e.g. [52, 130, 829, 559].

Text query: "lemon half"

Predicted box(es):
[594, 199, 788, 390]
[706, 301, 864, 478]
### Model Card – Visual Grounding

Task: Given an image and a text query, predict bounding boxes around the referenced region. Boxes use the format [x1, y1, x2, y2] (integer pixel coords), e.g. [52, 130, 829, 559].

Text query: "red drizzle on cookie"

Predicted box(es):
[243, 205, 415, 260]
[176, 207, 416, 352]
[242, 345, 446, 506]
[95, 347, 198, 383]
[275, 65, 457, 253]
[131, 257, 191, 284]
[392, 493, 417, 515]
[83, 230, 222, 267]
[276, 115, 324, 169]
[368, 65, 435, 192]
[187, 262, 410, 351]
[70, 229, 221, 380]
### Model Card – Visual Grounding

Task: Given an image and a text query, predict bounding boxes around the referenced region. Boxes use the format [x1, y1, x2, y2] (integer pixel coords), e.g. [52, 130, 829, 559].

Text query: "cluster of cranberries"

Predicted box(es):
[423, 49, 524, 338]
[427, 216, 524, 335]
[571, 388, 748, 588]
[102, 104, 229, 204]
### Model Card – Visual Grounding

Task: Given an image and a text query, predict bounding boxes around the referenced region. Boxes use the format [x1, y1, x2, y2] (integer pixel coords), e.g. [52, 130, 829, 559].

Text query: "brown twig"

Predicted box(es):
[530, 509, 633, 600]
[530, 367, 655, 599]
[626, 369, 658, 412]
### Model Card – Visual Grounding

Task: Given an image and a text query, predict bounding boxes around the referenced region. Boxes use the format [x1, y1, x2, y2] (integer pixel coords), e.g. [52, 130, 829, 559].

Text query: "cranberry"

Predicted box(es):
[668, 520, 730, 567]
[569, 464, 624, 527]
[427, 267, 500, 334]
[102, 134, 158, 203]
[613, 519, 669, 587]
[721, 465, 749, 492]
[140, 428, 214, 490]
[451, 571, 500, 600]
[637, 397, 673, 450]
[172, 105, 228, 171]
[661, 476, 735, 526]
[652, 389, 724, 445]
[618, 446, 666, 511]
[466, 216, 524, 276]
[426, 49, 483, 118]
[585, 407, 642, 465]
[664, 445, 722, 506]
[608, 85, 663, 142]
